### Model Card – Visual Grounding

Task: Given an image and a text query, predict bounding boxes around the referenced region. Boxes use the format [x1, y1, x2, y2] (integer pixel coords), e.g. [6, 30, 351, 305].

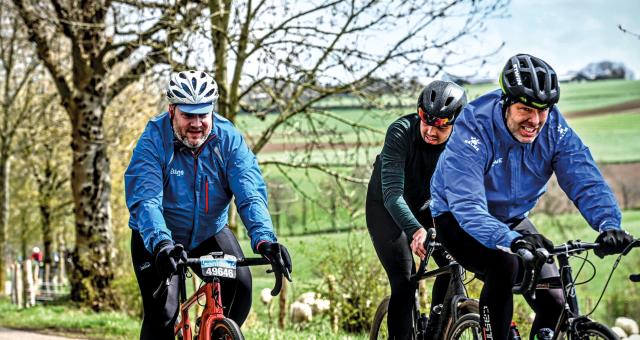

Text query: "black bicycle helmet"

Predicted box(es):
[417, 80, 467, 127]
[500, 54, 560, 109]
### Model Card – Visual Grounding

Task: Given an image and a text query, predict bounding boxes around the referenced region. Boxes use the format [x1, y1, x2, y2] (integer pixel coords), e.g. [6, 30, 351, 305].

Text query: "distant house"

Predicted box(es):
[570, 61, 635, 82]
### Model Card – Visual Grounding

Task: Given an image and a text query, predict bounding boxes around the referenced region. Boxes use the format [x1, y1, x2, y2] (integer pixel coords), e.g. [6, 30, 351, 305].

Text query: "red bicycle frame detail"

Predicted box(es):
[174, 278, 225, 340]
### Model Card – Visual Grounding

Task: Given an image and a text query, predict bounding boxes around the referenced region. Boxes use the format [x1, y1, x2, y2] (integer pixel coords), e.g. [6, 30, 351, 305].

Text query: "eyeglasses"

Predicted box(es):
[419, 107, 450, 127]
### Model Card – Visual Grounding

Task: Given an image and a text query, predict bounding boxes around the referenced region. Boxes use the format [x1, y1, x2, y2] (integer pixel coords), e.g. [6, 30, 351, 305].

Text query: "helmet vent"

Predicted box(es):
[430, 90, 437, 102]
[536, 71, 546, 90]
[444, 96, 453, 106]
[198, 82, 207, 95]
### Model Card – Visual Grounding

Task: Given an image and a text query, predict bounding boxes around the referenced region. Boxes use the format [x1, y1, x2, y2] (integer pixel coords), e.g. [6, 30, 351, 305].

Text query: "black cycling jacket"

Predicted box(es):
[368, 113, 446, 237]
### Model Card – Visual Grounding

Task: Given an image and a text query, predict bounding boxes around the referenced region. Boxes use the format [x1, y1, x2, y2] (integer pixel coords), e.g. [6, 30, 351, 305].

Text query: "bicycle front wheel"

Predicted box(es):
[210, 318, 245, 340]
[573, 321, 619, 340]
[369, 296, 390, 340]
[447, 313, 481, 340]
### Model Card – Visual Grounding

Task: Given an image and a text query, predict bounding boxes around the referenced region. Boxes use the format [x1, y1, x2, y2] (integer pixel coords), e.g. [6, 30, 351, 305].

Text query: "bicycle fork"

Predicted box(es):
[197, 278, 225, 339]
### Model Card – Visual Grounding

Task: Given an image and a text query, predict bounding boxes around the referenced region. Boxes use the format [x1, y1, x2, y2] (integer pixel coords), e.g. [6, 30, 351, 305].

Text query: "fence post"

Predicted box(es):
[327, 274, 339, 333]
[11, 262, 22, 306]
[278, 279, 288, 329]
[22, 259, 35, 307]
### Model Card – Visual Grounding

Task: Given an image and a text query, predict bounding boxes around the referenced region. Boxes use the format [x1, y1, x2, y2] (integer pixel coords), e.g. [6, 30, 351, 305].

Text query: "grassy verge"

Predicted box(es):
[0, 298, 139, 340]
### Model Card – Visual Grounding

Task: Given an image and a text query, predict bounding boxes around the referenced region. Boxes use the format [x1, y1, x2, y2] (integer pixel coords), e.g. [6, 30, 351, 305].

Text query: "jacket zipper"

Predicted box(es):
[205, 177, 209, 213]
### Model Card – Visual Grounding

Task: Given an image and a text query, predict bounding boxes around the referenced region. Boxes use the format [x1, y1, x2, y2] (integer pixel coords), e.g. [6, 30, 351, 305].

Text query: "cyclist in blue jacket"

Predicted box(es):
[125, 70, 292, 340]
[430, 54, 634, 340]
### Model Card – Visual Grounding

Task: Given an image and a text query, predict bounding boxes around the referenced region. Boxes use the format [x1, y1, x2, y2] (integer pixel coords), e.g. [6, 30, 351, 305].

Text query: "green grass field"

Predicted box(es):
[570, 111, 640, 163]
[237, 80, 640, 143]
[249, 80, 640, 167]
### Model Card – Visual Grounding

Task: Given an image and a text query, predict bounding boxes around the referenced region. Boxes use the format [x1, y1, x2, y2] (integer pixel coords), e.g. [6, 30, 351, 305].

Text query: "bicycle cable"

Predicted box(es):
[197, 279, 207, 307]
[569, 253, 596, 286]
[572, 249, 589, 283]
[583, 241, 636, 317]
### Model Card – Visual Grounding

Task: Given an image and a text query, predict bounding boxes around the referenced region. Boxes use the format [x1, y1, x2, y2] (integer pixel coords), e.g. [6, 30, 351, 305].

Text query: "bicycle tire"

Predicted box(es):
[210, 318, 245, 340]
[440, 298, 480, 339]
[457, 299, 479, 314]
[572, 320, 619, 340]
[447, 313, 481, 340]
[369, 296, 390, 340]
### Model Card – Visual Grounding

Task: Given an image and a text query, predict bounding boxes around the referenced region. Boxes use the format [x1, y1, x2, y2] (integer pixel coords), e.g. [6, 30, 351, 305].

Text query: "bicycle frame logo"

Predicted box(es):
[565, 282, 576, 298]
[482, 306, 494, 340]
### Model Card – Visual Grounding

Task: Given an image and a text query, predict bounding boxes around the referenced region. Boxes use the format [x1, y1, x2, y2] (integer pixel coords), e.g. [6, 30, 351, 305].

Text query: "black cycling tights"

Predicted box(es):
[131, 228, 252, 340]
[435, 212, 564, 340]
[366, 199, 450, 340]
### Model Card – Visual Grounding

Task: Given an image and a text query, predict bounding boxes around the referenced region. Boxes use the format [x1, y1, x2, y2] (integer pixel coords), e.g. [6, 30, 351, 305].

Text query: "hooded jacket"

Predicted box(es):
[125, 112, 277, 253]
[430, 89, 621, 251]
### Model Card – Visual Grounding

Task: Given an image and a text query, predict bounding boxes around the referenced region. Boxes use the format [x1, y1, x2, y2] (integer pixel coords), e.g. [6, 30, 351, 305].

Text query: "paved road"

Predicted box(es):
[0, 328, 86, 340]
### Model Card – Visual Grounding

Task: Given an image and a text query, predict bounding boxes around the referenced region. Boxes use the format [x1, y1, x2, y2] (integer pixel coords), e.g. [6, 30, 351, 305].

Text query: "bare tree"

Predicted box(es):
[10, 0, 206, 309]
[618, 24, 640, 39]
[206, 0, 508, 229]
[0, 2, 40, 294]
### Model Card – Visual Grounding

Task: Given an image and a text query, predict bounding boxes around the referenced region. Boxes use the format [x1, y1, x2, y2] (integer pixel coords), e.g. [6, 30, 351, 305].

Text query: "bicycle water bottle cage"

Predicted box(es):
[200, 254, 238, 280]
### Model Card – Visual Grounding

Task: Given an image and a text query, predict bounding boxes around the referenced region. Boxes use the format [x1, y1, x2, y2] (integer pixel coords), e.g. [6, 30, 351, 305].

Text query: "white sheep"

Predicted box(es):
[260, 288, 273, 305]
[296, 291, 330, 315]
[290, 301, 313, 324]
[615, 317, 639, 336]
[612, 326, 627, 339]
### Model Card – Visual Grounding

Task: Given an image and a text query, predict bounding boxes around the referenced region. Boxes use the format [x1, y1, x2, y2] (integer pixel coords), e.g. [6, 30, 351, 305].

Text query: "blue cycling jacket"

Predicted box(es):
[430, 89, 621, 251]
[125, 112, 277, 253]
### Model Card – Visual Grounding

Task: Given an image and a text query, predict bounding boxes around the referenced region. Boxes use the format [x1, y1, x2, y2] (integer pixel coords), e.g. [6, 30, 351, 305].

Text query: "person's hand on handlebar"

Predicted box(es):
[594, 229, 634, 258]
[257, 241, 293, 282]
[154, 240, 187, 278]
[411, 228, 428, 260]
[510, 233, 554, 254]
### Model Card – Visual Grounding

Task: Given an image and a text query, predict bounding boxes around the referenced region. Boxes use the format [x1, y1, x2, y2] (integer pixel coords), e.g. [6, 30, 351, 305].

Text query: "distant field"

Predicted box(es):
[240, 80, 640, 162]
[236, 79, 640, 139]
[570, 111, 640, 163]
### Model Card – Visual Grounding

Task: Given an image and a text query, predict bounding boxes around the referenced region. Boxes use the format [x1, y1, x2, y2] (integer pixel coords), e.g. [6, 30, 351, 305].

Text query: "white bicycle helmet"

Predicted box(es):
[166, 70, 219, 114]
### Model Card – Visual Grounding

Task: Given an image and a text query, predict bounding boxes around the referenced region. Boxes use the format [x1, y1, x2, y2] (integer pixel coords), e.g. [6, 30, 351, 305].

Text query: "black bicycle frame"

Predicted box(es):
[413, 256, 469, 340]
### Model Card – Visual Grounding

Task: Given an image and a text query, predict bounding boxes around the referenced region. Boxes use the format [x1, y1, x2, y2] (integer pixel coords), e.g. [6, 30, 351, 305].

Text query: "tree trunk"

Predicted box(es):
[40, 197, 53, 265]
[67, 98, 117, 310]
[0, 154, 10, 294]
[57, 231, 68, 285]
[209, 0, 231, 118]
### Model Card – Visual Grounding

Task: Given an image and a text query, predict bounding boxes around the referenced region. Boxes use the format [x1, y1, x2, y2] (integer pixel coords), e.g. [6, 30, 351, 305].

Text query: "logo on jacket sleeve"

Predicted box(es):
[464, 136, 481, 152]
[170, 168, 184, 177]
[557, 125, 569, 140]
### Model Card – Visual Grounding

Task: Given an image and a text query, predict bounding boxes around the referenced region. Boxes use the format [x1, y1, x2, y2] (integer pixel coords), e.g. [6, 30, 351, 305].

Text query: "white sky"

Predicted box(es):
[455, 0, 640, 79]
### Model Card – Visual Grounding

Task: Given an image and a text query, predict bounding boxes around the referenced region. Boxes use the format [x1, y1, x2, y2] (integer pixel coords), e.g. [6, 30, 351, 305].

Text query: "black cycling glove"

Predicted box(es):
[258, 241, 293, 281]
[153, 240, 187, 278]
[510, 233, 554, 254]
[594, 229, 634, 258]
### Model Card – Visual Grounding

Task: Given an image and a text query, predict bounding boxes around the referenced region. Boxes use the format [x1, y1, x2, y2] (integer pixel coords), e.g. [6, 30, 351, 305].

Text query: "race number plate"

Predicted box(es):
[200, 254, 237, 279]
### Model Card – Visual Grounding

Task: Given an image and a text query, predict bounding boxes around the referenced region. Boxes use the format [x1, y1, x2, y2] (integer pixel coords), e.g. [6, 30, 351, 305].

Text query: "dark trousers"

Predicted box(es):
[434, 212, 564, 340]
[131, 228, 252, 340]
[366, 197, 450, 340]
